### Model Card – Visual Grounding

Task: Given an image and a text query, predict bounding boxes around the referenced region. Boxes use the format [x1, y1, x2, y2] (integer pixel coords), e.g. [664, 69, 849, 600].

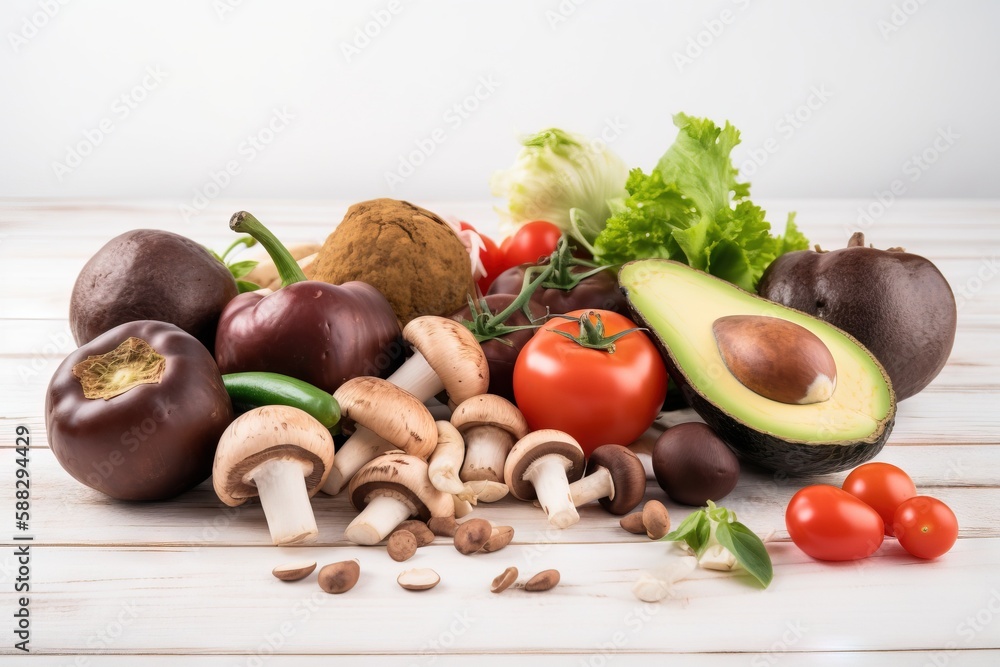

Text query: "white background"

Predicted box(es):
[2, 0, 997, 212]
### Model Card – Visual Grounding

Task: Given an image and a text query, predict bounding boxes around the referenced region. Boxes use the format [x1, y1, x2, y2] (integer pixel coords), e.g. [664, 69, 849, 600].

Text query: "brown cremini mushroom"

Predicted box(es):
[503, 430, 586, 529]
[385, 316, 489, 408]
[321, 376, 437, 496]
[345, 451, 454, 545]
[568, 445, 646, 515]
[214, 405, 335, 546]
[452, 394, 527, 501]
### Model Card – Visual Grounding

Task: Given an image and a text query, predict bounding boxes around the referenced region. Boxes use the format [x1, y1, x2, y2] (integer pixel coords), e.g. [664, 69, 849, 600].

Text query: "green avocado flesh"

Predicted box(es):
[620, 259, 895, 474]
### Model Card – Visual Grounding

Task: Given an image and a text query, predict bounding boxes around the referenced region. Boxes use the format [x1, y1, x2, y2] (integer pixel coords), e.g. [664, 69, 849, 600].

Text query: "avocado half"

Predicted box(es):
[620, 259, 895, 475]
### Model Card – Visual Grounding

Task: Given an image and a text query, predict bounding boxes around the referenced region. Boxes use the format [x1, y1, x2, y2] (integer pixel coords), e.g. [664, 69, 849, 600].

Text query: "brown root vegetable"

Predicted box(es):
[310, 199, 472, 327]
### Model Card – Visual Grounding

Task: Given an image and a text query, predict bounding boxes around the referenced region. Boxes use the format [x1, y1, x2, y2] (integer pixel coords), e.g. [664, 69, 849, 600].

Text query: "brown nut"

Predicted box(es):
[318, 559, 360, 594]
[271, 561, 316, 581]
[397, 520, 435, 547]
[524, 569, 560, 592]
[642, 500, 671, 540]
[387, 530, 418, 562]
[619, 512, 646, 535]
[454, 518, 492, 555]
[713, 315, 837, 405]
[490, 566, 518, 593]
[397, 568, 440, 591]
[479, 525, 514, 553]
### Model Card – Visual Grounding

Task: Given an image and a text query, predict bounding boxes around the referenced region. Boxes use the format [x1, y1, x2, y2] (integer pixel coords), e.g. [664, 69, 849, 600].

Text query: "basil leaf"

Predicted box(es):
[236, 280, 261, 294]
[663, 510, 710, 557]
[228, 260, 259, 279]
[715, 521, 773, 588]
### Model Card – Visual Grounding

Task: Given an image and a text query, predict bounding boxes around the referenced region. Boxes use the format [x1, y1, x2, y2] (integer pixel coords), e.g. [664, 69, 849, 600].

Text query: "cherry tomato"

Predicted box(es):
[460, 222, 505, 293]
[893, 496, 958, 559]
[786, 485, 885, 561]
[499, 221, 562, 270]
[842, 462, 917, 536]
[512, 309, 667, 458]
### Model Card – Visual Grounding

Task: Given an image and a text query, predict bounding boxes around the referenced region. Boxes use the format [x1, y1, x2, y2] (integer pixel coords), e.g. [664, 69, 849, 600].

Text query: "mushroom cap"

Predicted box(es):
[348, 451, 454, 520]
[587, 444, 647, 515]
[503, 429, 586, 501]
[402, 316, 489, 405]
[334, 376, 436, 459]
[451, 394, 529, 439]
[213, 405, 335, 507]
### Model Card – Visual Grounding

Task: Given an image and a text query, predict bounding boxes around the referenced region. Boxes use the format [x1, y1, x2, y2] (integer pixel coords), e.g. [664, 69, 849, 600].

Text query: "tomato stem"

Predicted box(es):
[547, 311, 645, 353]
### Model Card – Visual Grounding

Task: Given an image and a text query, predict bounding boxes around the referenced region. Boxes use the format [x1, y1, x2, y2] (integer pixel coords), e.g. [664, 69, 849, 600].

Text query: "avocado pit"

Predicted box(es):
[712, 315, 837, 405]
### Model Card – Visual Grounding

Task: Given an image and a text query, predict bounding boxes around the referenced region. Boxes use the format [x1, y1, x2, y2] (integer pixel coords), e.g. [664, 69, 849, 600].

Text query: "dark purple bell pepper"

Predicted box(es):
[215, 212, 402, 394]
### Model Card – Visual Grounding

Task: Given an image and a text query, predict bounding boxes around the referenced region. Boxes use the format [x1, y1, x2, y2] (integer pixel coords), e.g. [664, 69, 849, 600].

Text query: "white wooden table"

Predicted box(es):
[1, 199, 998, 665]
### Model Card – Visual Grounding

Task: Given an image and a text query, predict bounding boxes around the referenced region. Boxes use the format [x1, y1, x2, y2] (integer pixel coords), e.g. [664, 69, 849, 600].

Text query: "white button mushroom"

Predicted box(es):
[345, 451, 454, 545]
[213, 405, 335, 546]
[321, 376, 437, 496]
[385, 316, 490, 407]
[503, 430, 586, 529]
[451, 394, 528, 502]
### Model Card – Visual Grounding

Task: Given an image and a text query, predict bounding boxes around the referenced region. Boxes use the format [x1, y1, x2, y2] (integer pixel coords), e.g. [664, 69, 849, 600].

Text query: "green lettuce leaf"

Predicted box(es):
[594, 113, 808, 290]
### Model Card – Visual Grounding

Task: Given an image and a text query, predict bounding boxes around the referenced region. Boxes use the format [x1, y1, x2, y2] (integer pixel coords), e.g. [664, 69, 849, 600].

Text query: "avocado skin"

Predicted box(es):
[621, 259, 896, 476]
[70, 230, 238, 351]
[678, 381, 893, 476]
[758, 239, 956, 401]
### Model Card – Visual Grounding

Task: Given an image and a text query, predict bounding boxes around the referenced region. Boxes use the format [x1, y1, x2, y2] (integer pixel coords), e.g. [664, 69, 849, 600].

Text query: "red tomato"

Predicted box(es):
[460, 222, 505, 293]
[512, 309, 668, 458]
[499, 221, 562, 270]
[786, 485, 885, 561]
[893, 496, 958, 559]
[842, 462, 917, 536]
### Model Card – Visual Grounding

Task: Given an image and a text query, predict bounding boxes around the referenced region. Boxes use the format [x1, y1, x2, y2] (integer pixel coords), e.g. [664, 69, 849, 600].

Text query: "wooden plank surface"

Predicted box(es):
[1, 199, 998, 661]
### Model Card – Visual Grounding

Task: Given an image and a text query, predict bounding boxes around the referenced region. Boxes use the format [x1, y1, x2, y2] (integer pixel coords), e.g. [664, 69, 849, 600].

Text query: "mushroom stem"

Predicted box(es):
[628, 437, 657, 481]
[385, 350, 445, 403]
[460, 426, 515, 484]
[454, 495, 474, 518]
[322, 426, 395, 496]
[523, 455, 580, 529]
[428, 422, 467, 495]
[569, 466, 615, 507]
[344, 495, 414, 545]
[249, 457, 318, 546]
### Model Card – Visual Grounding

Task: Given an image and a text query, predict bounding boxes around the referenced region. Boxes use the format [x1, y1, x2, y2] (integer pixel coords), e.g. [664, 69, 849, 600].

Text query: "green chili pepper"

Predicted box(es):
[222, 372, 340, 429]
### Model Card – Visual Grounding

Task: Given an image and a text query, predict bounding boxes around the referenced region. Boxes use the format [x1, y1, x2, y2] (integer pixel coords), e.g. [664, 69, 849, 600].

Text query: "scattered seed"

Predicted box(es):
[428, 516, 457, 537]
[454, 518, 492, 555]
[643, 500, 671, 540]
[490, 566, 518, 593]
[397, 520, 435, 546]
[318, 559, 360, 594]
[480, 525, 514, 553]
[387, 530, 418, 562]
[397, 568, 440, 591]
[524, 569, 560, 592]
[271, 561, 316, 582]
[619, 512, 646, 535]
